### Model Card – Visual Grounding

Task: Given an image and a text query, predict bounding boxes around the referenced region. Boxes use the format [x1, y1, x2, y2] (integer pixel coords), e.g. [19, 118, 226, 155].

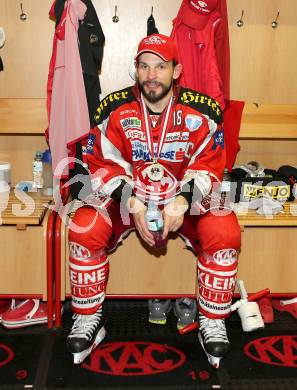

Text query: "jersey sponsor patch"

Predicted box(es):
[212, 130, 224, 149]
[94, 88, 134, 123]
[124, 129, 146, 141]
[86, 133, 96, 154]
[119, 108, 137, 115]
[165, 131, 189, 142]
[185, 114, 203, 132]
[120, 117, 141, 131]
[180, 89, 222, 123]
[131, 140, 188, 162]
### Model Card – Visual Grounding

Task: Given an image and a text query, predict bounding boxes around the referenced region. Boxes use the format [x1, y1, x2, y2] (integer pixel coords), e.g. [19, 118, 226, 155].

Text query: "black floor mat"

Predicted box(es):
[46, 301, 221, 389]
[0, 332, 44, 388]
[0, 300, 297, 390]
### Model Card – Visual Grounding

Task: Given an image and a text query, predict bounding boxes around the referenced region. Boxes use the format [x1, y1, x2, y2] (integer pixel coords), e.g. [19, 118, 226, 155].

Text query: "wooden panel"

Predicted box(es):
[2, 99, 297, 138]
[235, 139, 297, 169]
[228, 0, 297, 103]
[0, 99, 47, 134]
[63, 229, 197, 297]
[0, 210, 49, 297]
[1, 0, 297, 103]
[238, 227, 297, 293]
[0, 0, 53, 98]
[0, 135, 47, 185]
[240, 104, 297, 139]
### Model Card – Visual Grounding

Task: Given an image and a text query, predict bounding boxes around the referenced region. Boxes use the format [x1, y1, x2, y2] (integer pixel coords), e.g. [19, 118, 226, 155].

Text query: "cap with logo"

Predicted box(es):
[180, 0, 218, 30]
[135, 34, 179, 62]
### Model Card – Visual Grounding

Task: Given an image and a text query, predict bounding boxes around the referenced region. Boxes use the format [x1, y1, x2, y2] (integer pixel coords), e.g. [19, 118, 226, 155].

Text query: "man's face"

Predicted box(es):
[135, 52, 181, 104]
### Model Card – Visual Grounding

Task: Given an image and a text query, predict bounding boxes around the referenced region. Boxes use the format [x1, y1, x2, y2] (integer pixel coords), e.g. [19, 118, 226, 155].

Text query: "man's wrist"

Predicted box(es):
[127, 195, 145, 213]
[175, 195, 190, 209]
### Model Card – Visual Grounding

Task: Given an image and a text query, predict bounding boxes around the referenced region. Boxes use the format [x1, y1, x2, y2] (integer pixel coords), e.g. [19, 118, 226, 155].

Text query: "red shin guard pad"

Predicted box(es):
[198, 249, 238, 318]
[69, 253, 109, 315]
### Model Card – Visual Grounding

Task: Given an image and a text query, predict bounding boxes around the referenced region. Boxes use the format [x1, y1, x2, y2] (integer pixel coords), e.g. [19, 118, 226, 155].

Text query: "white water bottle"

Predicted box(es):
[33, 151, 43, 189]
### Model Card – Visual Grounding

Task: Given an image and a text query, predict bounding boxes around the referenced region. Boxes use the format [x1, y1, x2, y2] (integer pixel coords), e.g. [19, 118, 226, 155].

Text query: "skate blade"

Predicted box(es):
[148, 318, 167, 325]
[198, 332, 221, 369]
[73, 326, 106, 365]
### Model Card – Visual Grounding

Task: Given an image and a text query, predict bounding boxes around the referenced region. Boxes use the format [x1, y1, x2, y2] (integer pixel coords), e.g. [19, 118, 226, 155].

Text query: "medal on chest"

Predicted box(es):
[143, 162, 165, 182]
[140, 94, 173, 183]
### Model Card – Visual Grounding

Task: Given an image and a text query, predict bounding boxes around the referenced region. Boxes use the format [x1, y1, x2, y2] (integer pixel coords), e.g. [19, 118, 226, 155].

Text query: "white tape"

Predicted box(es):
[238, 301, 264, 332]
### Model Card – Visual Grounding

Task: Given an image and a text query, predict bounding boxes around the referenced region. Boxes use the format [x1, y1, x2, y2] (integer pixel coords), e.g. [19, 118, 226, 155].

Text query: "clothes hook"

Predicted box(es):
[271, 11, 280, 29]
[151, 6, 154, 16]
[236, 10, 244, 27]
[112, 5, 119, 23]
[19, 3, 28, 21]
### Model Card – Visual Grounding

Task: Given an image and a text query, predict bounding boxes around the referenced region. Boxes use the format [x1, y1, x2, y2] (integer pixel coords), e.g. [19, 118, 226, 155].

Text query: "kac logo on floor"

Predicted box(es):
[244, 335, 297, 367]
[83, 341, 186, 376]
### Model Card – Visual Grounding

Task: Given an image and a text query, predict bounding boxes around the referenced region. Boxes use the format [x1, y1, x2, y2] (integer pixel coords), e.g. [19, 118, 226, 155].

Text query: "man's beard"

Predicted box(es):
[139, 80, 173, 103]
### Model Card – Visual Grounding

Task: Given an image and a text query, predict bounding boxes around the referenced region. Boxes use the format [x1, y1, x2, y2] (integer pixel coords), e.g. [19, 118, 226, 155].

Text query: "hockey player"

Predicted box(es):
[67, 34, 241, 367]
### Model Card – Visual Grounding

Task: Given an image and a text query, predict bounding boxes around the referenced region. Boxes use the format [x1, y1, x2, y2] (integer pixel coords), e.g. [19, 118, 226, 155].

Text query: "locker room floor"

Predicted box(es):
[0, 300, 296, 390]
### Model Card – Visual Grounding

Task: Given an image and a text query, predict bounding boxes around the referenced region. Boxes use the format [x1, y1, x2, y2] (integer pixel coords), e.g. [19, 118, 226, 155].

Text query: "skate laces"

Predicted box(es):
[69, 310, 102, 341]
[199, 314, 228, 344]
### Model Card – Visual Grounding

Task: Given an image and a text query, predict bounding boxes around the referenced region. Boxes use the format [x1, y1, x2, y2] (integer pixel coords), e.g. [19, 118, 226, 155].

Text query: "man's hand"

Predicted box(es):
[127, 196, 155, 247]
[162, 195, 189, 239]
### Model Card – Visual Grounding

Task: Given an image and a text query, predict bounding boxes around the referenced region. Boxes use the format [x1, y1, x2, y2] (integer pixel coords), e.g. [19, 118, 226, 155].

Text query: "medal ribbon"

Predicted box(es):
[141, 93, 173, 163]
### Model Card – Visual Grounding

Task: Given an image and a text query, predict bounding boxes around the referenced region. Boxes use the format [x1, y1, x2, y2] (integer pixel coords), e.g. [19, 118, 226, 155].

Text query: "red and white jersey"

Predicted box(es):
[86, 84, 226, 204]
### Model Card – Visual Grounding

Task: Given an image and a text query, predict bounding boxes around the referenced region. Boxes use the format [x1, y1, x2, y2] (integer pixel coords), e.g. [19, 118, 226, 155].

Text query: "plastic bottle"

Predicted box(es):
[33, 151, 43, 189]
[0, 161, 11, 187]
[145, 202, 167, 249]
[221, 168, 232, 194]
[42, 149, 53, 195]
[220, 168, 232, 205]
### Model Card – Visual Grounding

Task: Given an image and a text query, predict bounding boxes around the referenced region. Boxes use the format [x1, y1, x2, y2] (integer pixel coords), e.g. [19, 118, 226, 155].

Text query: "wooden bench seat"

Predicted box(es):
[237, 202, 297, 227]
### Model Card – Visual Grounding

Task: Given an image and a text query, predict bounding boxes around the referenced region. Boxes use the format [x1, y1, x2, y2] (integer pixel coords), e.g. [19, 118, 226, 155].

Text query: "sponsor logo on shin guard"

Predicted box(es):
[198, 258, 237, 317]
[199, 297, 231, 315]
[70, 257, 109, 312]
[69, 242, 91, 259]
[213, 249, 237, 266]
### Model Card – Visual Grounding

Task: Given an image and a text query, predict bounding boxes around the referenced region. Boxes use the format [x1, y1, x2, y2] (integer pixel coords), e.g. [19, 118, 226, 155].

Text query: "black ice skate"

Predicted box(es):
[67, 308, 106, 364]
[198, 313, 230, 368]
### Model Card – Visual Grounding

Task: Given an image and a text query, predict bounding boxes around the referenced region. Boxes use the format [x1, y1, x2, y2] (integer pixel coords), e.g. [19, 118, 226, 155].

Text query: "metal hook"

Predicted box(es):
[237, 10, 244, 27]
[272, 11, 280, 29]
[112, 5, 119, 23]
[151, 6, 154, 16]
[20, 3, 27, 21]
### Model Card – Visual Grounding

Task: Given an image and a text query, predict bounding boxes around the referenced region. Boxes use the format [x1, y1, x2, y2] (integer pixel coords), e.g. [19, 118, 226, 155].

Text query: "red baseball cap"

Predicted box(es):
[135, 34, 179, 62]
[181, 0, 218, 30]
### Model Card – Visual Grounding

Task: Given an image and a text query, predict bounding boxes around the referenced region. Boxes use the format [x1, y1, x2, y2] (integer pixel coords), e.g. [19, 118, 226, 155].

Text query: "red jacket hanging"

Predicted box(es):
[171, 0, 244, 171]
[170, 0, 230, 110]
